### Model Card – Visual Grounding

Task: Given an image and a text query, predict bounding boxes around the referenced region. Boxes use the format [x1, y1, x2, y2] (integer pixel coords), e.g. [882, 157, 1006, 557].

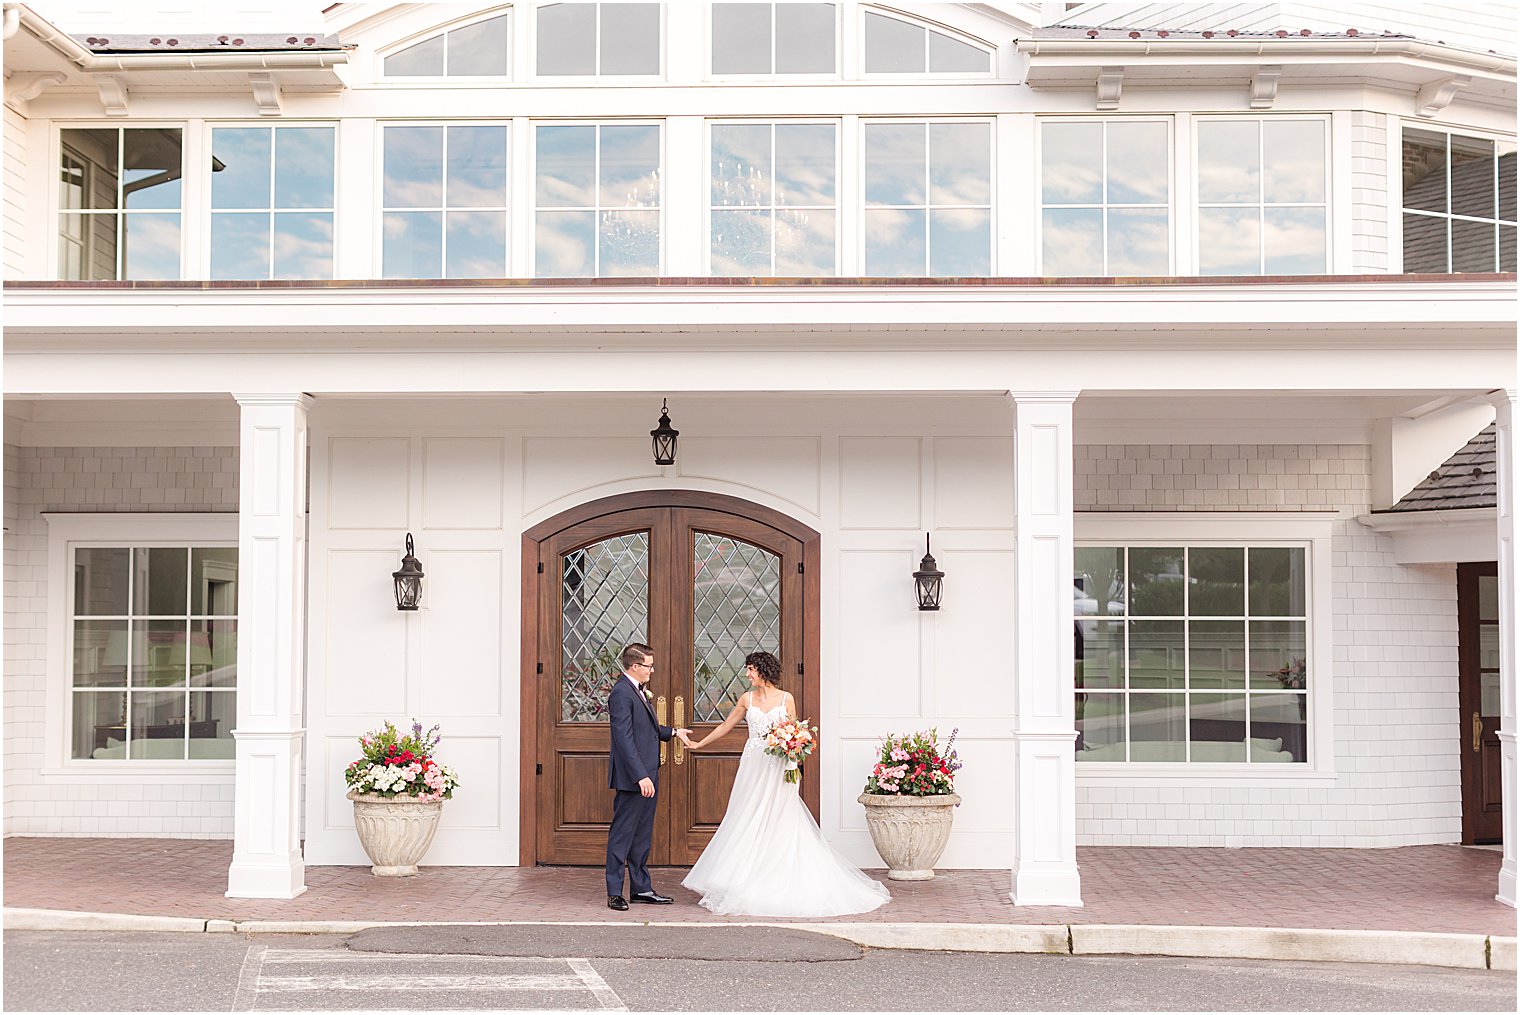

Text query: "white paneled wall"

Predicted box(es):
[3, 445, 240, 837]
[1073, 443, 1462, 847]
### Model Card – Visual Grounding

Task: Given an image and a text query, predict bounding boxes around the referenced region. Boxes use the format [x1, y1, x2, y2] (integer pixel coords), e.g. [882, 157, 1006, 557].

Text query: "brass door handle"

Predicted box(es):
[1473, 712, 1482, 753]
[657, 696, 667, 764]
[674, 696, 685, 765]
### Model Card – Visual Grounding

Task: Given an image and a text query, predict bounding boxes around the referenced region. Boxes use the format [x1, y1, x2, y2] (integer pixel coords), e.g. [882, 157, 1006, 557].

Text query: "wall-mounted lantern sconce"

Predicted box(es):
[393, 532, 425, 611]
[913, 532, 944, 611]
[651, 398, 679, 467]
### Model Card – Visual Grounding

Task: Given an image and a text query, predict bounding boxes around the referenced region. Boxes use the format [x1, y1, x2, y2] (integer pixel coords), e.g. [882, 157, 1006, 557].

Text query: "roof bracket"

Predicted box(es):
[1095, 66, 1123, 111]
[1415, 75, 1471, 118]
[1250, 65, 1282, 109]
[5, 71, 67, 108]
[95, 74, 129, 116]
[249, 72, 283, 116]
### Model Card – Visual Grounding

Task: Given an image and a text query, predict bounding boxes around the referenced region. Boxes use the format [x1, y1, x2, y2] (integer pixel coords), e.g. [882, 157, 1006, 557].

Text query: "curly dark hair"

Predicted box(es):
[745, 650, 782, 686]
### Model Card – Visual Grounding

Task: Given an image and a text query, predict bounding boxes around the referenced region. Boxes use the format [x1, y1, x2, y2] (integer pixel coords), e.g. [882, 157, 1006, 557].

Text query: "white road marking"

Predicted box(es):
[236, 947, 629, 1011]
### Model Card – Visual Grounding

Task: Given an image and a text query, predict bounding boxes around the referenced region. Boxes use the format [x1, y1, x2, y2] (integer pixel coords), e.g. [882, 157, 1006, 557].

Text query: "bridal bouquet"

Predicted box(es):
[344, 720, 460, 801]
[763, 716, 818, 784]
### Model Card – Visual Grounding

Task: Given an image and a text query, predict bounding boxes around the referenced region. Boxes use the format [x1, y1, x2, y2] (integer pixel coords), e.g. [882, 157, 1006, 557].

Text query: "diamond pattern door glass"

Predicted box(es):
[561, 533, 649, 723]
[692, 532, 781, 722]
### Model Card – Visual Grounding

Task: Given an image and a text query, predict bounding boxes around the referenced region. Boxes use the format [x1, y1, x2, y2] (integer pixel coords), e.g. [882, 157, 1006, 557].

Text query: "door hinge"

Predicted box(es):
[536, 662, 543, 674]
[797, 561, 804, 574]
[536, 763, 543, 775]
[537, 561, 544, 574]
[797, 663, 803, 675]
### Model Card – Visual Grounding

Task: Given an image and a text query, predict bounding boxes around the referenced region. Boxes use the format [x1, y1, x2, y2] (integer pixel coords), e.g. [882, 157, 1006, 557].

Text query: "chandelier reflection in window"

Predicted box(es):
[711, 158, 813, 277]
[599, 168, 661, 274]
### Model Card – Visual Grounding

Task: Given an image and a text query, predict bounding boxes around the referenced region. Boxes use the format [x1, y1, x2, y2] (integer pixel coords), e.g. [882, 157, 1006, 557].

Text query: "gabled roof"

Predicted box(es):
[1383, 424, 1498, 512]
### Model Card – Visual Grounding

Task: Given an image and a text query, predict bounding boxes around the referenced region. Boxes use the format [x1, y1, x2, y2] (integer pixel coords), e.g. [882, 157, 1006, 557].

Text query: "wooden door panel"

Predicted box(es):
[691, 753, 743, 826]
[1458, 562, 1504, 845]
[559, 754, 615, 825]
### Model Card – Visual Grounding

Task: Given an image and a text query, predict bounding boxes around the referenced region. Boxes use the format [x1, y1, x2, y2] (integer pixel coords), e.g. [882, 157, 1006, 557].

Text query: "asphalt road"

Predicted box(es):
[4, 928, 1514, 1012]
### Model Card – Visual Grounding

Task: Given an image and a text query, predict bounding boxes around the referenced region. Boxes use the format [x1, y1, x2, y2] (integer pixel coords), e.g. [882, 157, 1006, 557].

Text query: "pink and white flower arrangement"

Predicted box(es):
[864, 728, 961, 796]
[344, 720, 459, 802]
[763, 716, 818, 784]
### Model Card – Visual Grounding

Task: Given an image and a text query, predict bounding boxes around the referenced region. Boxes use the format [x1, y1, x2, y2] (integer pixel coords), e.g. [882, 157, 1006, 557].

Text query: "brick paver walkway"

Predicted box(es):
[2, 838, 1513, 937]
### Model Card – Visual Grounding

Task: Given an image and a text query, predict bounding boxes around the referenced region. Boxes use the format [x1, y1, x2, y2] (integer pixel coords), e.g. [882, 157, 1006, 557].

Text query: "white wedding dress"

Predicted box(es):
[682, 703, 891, 917]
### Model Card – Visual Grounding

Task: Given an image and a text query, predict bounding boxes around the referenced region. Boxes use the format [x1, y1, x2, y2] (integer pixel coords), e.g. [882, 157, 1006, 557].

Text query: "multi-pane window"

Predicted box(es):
[711, 3, 835, 75]
[384, 13, 509, 76]
[535, 123, 661, 276]
[71, 545, 238, 762]
[382, 125, 510, 278]
[58, 128, 183, 280]
[863, 120, 991, 276]
[1074, 545, 1309, 765]
[1196, 118, 1327, 275]
[710, 122, 837, 275]
[1041, 120, 1170, 276]
[1402, 128, 1517, 273]
[210, 126, 335, 280]
[538, 3, 660, 76]
[863, 10, 990, 74]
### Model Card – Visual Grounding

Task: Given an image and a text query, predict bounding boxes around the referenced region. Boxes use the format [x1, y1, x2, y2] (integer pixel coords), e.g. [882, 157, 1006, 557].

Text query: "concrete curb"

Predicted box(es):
[3, 908, 1512, 971]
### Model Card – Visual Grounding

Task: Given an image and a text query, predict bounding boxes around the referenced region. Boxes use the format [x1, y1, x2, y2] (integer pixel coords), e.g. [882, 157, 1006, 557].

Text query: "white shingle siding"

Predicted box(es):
[1074, 443, 1461, 847]
[3, 102, 27, 281]
[2, 445, 240, 838]
[1350, 112, 1390, 273]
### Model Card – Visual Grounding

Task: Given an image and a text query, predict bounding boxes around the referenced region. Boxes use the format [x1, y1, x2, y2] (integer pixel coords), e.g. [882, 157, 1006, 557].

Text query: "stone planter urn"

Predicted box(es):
[857, 792, 961, 881]
[347, 791, 444, 877]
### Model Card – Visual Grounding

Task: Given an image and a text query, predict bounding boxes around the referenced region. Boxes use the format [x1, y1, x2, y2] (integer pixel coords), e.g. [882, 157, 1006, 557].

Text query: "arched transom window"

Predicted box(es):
[863, 8, 991, 75]
[383, 11, 510, 77]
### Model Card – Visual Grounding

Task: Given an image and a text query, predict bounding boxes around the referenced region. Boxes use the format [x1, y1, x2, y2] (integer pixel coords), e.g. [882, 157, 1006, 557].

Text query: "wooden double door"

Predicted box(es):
[523, 492, 819, 866]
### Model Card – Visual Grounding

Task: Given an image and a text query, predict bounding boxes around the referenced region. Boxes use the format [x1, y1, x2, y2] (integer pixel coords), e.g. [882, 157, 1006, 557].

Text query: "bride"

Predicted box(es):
[680, 651, 890, 917]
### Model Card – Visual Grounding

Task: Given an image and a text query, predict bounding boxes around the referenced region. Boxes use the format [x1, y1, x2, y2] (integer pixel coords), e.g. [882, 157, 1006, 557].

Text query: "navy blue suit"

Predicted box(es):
[605, 674, 674, 897]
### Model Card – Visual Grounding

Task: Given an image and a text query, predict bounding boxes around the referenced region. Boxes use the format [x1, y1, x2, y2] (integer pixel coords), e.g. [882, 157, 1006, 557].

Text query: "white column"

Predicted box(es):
[1008, 391, 1083, 907]
[226, 393, 311, 900]
[1494, 389, 1517, 908]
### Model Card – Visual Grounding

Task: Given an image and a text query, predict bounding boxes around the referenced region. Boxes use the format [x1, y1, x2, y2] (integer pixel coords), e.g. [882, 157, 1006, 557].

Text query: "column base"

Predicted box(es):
[1010, 864, 1083, 907]
[226, 850, 307, 900]
[1498, 861, 1516, 909]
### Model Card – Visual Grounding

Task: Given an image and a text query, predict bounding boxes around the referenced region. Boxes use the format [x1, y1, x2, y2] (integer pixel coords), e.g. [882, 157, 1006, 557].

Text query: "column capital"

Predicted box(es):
[1491, 388, 1518, 409]
[1005, 390, 1081, 407]
[233, 392, 315, 409]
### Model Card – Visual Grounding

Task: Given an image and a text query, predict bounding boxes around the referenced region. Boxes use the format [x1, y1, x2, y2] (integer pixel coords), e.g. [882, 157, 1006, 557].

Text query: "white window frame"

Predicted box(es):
[530, 119, 665, 278]
[375, 120, 513, 280]
[1389, 116, 1518, 274]
[532, 2, 665, 81]
[52, 122, 189, 282]
[704, 118, 841, 277]
[858, 5, 995, 80]
[377, 7, 514, 80]
[1036, 115, 1175, 277]
[43, 513, 239, 781]
[706, 2, 842, 82]
[857, 115, 996, 277]
[204, 121, 339, 281]
[1191, 114, 1332, 277]
[1073, 512, 1336, 787]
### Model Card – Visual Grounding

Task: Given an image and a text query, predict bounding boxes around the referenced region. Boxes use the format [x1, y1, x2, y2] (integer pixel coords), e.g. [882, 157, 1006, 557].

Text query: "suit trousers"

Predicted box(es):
[605, 785, 658, 897]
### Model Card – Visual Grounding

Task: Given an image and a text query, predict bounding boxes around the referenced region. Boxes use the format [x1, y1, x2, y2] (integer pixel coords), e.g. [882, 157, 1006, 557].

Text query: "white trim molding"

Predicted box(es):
[1358, 507, 1498, 565]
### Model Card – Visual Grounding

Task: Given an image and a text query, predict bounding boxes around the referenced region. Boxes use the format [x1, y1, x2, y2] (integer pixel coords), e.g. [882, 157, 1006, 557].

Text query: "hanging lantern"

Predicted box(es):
[392, 532, 424, 611]
[650, 398, 679, 466]
[912, 532, 944, 611]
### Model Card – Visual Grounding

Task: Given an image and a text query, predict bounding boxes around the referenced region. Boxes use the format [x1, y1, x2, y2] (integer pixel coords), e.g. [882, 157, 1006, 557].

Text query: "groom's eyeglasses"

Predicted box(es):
[634, 661, 655, 671]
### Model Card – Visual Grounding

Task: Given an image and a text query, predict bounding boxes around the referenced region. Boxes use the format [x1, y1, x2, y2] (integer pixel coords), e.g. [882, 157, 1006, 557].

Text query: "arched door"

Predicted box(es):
[522, 492, 820, 866]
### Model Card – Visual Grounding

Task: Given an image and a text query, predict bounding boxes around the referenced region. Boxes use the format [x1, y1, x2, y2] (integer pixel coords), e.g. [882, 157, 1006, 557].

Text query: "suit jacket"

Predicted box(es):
[607, 674, 674, 792]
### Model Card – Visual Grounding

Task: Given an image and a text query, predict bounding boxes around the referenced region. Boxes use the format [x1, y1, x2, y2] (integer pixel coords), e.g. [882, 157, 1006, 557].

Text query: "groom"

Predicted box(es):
[605, 642, 691, 911]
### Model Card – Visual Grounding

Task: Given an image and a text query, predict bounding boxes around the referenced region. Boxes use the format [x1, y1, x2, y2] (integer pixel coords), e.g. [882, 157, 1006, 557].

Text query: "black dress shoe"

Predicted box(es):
[607, 895, 629, 911]
[630, 891, 674, 904]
